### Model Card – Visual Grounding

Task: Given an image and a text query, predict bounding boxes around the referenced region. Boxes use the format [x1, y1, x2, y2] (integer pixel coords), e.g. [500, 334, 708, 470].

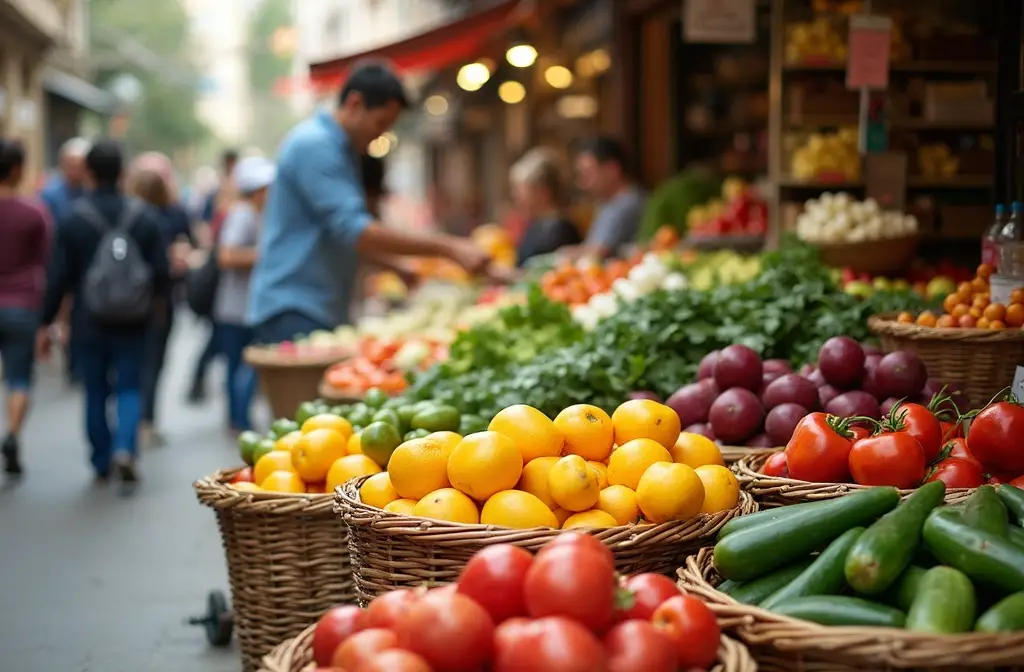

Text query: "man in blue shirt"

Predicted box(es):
[249, 61, 492, 343]
[40, 137, 90, 224]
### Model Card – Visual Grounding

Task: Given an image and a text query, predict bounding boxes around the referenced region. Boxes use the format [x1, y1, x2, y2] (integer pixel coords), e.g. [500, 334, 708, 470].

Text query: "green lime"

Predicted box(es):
[269, 418, 300, 439]
[331, 404, 353, 418]
[459, 414, 488, 435]
[360, 421, 403, 469]
[411, 400, 437, 414]
[411, 404, 461, 433]
[251, 438, 278, 467]
[364, 388, 388, 409]
[404, 428, 431, 441]
[237, 430, 263, 466]
[351, 425, 364, 434]
[295, 401, 320, 426]
[372, 408, 402, 429]
[382, 397, 407, 410]
[347, 404, 374, 427]
[396, 405, 419, 429]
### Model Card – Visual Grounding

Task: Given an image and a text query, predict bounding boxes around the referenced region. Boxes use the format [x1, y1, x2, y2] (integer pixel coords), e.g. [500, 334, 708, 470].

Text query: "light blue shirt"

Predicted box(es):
[39, 174, 84, 226]
[247, 110, 373, 329]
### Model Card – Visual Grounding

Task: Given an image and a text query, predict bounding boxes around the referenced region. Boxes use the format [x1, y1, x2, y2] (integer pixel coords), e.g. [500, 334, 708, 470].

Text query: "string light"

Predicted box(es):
[498, 81, 526, 104]
[457, 62, 491, 91]
[506, 44, 538, 68]
[544, 65, 573, 89]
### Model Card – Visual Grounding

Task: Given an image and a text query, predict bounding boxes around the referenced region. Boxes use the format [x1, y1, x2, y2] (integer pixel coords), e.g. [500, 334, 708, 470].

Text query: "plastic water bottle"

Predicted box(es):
[997, 201, 1024, 281]
[1000, 201, 1024, 242]
[982, 203, 1006, 268]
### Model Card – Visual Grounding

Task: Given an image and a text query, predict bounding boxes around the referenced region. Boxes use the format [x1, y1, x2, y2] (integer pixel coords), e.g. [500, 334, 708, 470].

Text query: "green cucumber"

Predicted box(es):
[962, 485, 1009, 537]
[770, 595, 906, 628]
[761, 527, 864, 610]
[975, 592, 1024, 633]
[886, 565, 928, 612]
[922, 508, 1024, 593]
[997, 484, 1024, 526]
[717, 579, 741, 595]
[844, 481, 945, 594]
[716, 501, 820, 540]
[1009, 526, 1024, 549]
[714, 487, 900, 581]
[721, 559, 815, 606]
[906, 566, 976, 633]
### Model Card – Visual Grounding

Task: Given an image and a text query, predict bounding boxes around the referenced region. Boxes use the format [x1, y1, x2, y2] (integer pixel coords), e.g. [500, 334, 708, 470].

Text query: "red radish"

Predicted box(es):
[666, 380, 718, 428]
[922, 379, 944, 399]
[713, 345, 763, 392]
[628, 391, 662, 403]
[765, 403, 809, 446]
[861, 342, 884, 356]
[763, 359, 793, 375]
[875, 351, 927, 399]
[806, 368, 826, 386]
[880, 397, 901, 417]
[818, 384, 840, 408]
[697, 350, 720, 380]
[761, 451, 789, 477]
[817, 337, 865, 389]
[861, 363, 884, 401]
[746, 433, 776, 447]
[762, 371, 784, 391]
[826, 391, 881, 420]
[762, 374, 819, 411]
[798, 363, 816, 376]
[684, 423, 716, 441]
[709, 388, 765, 444]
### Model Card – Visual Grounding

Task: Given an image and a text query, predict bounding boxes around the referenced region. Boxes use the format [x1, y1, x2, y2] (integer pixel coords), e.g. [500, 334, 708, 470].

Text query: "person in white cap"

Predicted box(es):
[212, 156, 275, 433]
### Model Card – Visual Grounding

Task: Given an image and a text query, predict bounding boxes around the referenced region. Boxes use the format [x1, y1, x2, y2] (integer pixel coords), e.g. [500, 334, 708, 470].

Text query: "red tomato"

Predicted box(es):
[849, 425, 871, 441]
[312, 605, 367, 666]
[493, 617, 605, 672]
[651, 595, 721, 669]
[617, 573, 680, 621]
[848, 433, 926, 489]
[354, 649, 433, 672]
[892, 403, 943, 462]
[231, 467, 254, 483]
[940, 420, 962, 442]
[784, 413, 854, 483]
[456, 544, 533, 623]
[395, 590, 494, 672]
[1011, 475, 1024, 488]
[605, 620, 677, 672]
[925, 457, 985, 489]
[760, 452, 789, 478]
[524, 544, 617, 633]
[541, 532, 615, 568]
[364, 589, 419, 630]
[967, 402, 1024, 474]
[988, 472, 1016, 485]
[331, 629, 398, 670]
[942, 438, 981, 469]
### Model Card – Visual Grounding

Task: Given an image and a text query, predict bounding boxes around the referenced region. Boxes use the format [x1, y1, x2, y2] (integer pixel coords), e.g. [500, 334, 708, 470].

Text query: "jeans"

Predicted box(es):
[253, 310, 331, 345]
[190, 320, 220, 389]
[76, 337, 146, 475]
[140, 311, 173, 423]
[216, 323, 257, 431]
[0, 307, 38, 391]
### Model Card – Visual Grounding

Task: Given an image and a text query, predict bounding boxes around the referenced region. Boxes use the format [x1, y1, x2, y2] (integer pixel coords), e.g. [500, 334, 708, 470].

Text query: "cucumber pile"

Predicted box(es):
[713, 483, 1024, 633]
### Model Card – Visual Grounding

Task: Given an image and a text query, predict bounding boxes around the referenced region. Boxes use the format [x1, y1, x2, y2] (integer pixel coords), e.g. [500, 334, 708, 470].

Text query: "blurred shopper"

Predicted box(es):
[248, 60, 494, 343]
[566, 137, 646, 260]
[39, 140, 171, 486]
[213, 157, 274, 433]
[509, 148, 581, 267]
[0, 140, 52, 476]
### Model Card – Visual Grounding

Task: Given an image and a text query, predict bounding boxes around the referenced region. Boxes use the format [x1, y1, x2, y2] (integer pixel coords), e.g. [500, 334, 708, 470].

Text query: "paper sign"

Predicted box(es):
[864, 152, 908, 211]
[683, 0, 756, 44]
[847, 15, 892, 90]
[1012, 366, 1024, 402]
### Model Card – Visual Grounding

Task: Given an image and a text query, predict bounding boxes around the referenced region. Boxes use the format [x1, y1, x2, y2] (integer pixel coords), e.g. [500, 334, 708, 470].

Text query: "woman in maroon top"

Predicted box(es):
[0, 139, 52, 476]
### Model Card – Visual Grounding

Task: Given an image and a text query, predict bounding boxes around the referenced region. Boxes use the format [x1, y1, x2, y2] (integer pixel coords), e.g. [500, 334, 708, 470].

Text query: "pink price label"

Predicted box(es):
[847, 16, 892, 90]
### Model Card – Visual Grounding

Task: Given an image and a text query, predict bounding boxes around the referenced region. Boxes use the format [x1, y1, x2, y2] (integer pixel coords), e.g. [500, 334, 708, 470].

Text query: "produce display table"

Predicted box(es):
[244, 347, 351, 420]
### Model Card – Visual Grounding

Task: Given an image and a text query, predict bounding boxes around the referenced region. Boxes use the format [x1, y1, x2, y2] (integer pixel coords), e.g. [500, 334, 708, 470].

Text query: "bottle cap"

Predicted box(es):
[997, 203, 1006, 214]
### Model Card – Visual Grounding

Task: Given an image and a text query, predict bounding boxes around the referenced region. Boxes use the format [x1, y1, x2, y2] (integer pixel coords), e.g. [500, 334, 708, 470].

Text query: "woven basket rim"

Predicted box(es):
[244, 345, 353, 369]
[869, 312, 1024, 343]
[194, 468, 336, 514]
[317, 381, 364, 403]
[720, 446, 779, 465]
[335, 475, 758, 543]
[678, 548, 1024, 667]
[734, 450, 975, 503]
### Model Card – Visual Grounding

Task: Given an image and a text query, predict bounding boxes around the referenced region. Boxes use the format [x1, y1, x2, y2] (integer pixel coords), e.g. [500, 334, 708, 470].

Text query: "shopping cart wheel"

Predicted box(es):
[187, 589, 234, 646]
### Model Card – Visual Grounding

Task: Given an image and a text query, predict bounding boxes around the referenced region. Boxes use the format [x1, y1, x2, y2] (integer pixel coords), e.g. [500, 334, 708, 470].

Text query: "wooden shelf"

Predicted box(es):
[907, 175, 992, 189]
[785, 116, 994, 131]
[777, 176, 863, 189]
[784, 61, 997, 74]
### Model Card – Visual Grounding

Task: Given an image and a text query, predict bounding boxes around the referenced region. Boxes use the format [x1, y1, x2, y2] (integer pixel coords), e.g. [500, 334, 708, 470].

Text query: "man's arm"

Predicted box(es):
[217, 207, 259, 270]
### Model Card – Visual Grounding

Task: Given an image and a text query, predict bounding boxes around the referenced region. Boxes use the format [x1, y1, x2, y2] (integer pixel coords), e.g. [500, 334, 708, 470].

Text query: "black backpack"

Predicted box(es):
[76, 199, 154, 325]
[184, 246, 220, 318]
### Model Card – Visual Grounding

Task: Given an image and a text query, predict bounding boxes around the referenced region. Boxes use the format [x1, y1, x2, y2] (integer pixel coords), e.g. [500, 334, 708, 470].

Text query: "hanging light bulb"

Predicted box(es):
[457, 62, 491, 91]
[506, 43, 538, 68]
[544, 65, 573, 89]
[424, 94, 449, 115]
[498, 81, 526, 104]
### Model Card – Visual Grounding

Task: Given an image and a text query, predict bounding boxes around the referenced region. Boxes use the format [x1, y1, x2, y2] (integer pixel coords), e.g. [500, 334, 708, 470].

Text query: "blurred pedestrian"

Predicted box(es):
[0, 139, 53, 477]
[509, 147, 581, 267]
[38, 140, 171, 486]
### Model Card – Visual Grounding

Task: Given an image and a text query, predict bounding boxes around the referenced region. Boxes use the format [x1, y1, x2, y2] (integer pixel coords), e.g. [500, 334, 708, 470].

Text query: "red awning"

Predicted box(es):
[307, 0, 529, 89]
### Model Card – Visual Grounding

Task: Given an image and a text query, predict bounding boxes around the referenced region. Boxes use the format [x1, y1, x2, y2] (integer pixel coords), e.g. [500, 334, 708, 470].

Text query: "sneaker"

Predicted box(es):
[113, 453, 139, 485]
[2, 435, 23, 476]
[93, 471, 111, 487]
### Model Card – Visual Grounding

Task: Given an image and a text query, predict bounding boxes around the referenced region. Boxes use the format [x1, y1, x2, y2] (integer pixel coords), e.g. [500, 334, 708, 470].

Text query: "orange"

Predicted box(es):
[611, 400, 681, 449]
[1010, 288, 1024, 305]
[552, 507, 573, 526]
[488, 405, 563, 462]
[359, 472, 400, 509]
[554, 404, 614, 461]
[517, 456, 560, 509]
[447, 431, 524, 501]
[896, 312, 914, 324]
[973, 294, 991, 310]
[274, 430, 303, 453]
[958, 314, 978, 329]
[607, 438, 673, 490]
[388, 436, 455, 500]
[597, 485, 641, 526]
[977, 263, 994, 279]
[325, 454, 382, 492]
[1006, 303, 1024, 328]
[481, 490, 559, 529]
[254, 451, 297, 485]
[413, 488, 479, 524]
[588, 461, 609, 489]
[972, 277, 989, 293]
[260, 470, 307, 494]
[916, 311, 937, 327]
[635, 462, 705, 524]
[429, 431, 463, 452]
[671, 433, 726, 469]
[230, 482, 262, 493]
[562, 509, 618, 530]
[548, 455, 601, 512]
[347, 432, 362, 455]
[306, 482, 328, 494]
[989, 319, 1007, 330]
[976, 316, 991, 329]
[383, 498, 418, 516]
[936, 315, 958, 328]
[956, 281, 974, 297]
[984, 303, 1007, 322]
[695, 465, 740, 514]
[951, 304, 970, 319]
[301, 413, 353, 442]
[942, 294, 960, 314]
[291, 428, 348, 483]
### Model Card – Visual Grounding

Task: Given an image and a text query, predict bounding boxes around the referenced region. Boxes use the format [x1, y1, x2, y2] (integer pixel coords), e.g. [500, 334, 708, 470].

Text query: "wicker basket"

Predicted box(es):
[195, 469, 355, 672]
[317, 381, 363, 404]
[868, 313, 1024, 408]
[814, 235, 919, 276]
[678, 548, 1024, 671]
[721, 446, 778, 465]
[734, 451, 974, 507]
[260, 622, 759, 672]
[337, 476, 757, 604]
[244, 346, 350, 419]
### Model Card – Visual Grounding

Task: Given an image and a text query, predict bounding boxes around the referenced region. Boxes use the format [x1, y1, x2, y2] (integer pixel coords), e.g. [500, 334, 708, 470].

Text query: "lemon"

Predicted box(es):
[562, 509, 618, 529]
[517, 456, 560, 510]
[260, 470, 306, 494]
[447, 431, 523, 501]
[548, 454, 600, 512]
[388, 436, 454, 500]
[229, 482, 263, 493]
[253, 451, 297, 485]
[671, 433, 725, 469]
[607, 438, 673, 490]
[695, 464, 740, 514]
[587, 461, 609, 489]
[347, 432, 362, 455]
[383, 498, 418, 515]
[325, 454, 382, 493]
[596, 485, 641, 526]
[413, 488, 480, 524]
[481, 490, 558, 529]
[488, 405, 563, 462]
[359, 472, 400, 509]
[636, 462, 705, 524]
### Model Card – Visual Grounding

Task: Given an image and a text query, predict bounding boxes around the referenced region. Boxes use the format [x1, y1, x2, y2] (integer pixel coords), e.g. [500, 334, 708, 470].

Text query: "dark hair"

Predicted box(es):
[339, 60, 409, 110]
[129, 169, 172, 208]
[579, 136, 632, 175]
[222, 149, 239, 170]
[0, 139, 26, 182]
[86, 139, 124, 187]
[360, 155, 387, 198]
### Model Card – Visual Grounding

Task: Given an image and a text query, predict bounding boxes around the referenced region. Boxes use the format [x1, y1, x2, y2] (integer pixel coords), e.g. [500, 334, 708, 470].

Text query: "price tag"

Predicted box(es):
[683, 0, 756, 44]
[1012, 366, 1024, 402]
[864, 152, 908, 211]
[847, 15, 892, 90]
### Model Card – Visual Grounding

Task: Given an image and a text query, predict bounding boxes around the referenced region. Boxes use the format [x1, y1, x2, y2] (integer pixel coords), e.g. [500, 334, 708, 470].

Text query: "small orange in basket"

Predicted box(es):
[896, 311, 914, 324]
[611, 399, 681, 449]
[292, 428, 348, 482]
[413, 487, 479, 524]
[554, 404, 614, 462]
[977, 263, 994, 279]
[957, 281, 974, 297]
[489, 404, 563, 463]
[951, 304, 970, 319]
[1006, 303, 1024, 328]
[988, 319, 1007, 330]
[957, 314, 978, 329]
[260, 470, 306, 494]
[562, 509, 618, 530]
[972, 294, 991, 310]
[383, 498, 417, 515]
[942, 294, 961, 314]
[359, 472, 400, 509]
[972, 277, 989, 293]
[325, 454, 381, 492]
[302, 413, 354, 442]
[389, 436, 454, 500]
[936, 315, 958, 328]
[254, 451, 297, 485]
[977, 316, 992, 329]
[480, 490, 558, 529]
[916, 311, 938, 327]
[1010, 288, 1024, 305]
[596, 484, 641, 526]
[984, 303, 1007, 322]
[969, 307, 983, 319]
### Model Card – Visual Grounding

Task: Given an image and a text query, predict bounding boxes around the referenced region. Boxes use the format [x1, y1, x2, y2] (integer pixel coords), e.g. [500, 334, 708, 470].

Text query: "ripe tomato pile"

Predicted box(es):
[311, 534, 721, 672]
[764, 399, 1024, 490]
